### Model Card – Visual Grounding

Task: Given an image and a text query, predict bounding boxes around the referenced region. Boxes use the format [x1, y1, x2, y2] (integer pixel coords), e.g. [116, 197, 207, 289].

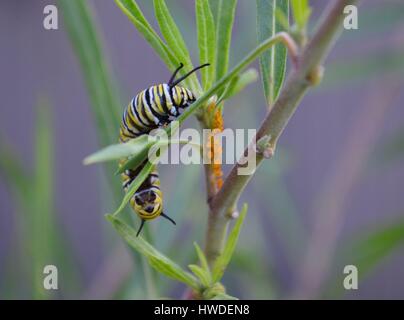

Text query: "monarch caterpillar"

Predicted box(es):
[119, 63, 210, 236]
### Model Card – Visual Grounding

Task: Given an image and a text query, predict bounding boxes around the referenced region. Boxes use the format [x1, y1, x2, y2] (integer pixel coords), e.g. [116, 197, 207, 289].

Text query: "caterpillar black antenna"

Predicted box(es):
[168, 63, 184, 86]
[160, 212, 176, 225]
[169, 63, 210, 87]
[136, 219, 146, 237]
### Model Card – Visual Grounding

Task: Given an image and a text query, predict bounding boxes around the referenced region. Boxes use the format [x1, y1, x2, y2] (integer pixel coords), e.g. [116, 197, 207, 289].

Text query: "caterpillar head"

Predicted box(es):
[134, 189, 163, 219]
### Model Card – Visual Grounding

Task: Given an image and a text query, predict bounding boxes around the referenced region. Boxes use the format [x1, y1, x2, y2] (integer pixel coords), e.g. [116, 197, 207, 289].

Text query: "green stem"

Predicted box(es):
[205, 0, 359, 266]
[176, 33, 297, 125]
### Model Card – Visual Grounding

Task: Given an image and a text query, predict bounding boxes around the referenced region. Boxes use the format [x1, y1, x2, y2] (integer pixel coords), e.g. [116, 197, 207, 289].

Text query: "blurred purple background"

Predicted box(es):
[1, 0, 403, 299]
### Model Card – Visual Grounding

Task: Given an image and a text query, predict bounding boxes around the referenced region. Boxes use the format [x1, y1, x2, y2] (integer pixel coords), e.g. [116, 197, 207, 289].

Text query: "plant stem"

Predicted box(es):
[205, 0, 359, 266]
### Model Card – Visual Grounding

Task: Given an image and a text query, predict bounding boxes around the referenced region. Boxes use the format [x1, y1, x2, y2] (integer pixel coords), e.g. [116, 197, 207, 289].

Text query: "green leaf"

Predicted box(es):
[188, 264, 211, 287]
[275, 6, 290, 31]
[209, 0, 220, 25]
[215, 0, 238, 85]
[114, 146, 151, 175]
[29, 103, 57, 299]
[325, 218, 404, 298]
[345, 220, 404, 276]
[196, 0, 216, 90]
[114, 0, 178, 71]
[1, 102, 80, 299]
[291, 0, 311, 31]
[153, 0, 198, 91]
[256, 0, 289, 104]
[0, 141, 31, 204]
[60, 0, 126, 207]
[83, 134, 201, 173]
[177, 33, 289, 125]
[83, 135, 152, 165]
[107, 135, 201, 217]
[107, 215, 199, 290]
[212, 203, 248, 283]
[115, 138, 201, 175]
[110, 160, 155, 216]
[60, 0, 121, 146]
[220, 68, 258, 102]
[34, 103, 81, 299]
[194, 242, 210, 274]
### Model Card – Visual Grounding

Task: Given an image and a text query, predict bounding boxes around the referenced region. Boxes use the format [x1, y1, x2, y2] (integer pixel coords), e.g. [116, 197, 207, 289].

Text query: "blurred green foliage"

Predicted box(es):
[1, 0, 403, 300]
[0, 101, 79, 299]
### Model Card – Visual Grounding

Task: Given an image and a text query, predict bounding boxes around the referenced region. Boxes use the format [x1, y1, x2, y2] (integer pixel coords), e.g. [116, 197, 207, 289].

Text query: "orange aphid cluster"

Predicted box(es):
[205, 100, 224, 191]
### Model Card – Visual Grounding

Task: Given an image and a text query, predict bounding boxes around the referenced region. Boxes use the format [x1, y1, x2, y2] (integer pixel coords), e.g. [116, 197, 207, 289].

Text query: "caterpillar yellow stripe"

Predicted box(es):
[118, 63, 209, 236]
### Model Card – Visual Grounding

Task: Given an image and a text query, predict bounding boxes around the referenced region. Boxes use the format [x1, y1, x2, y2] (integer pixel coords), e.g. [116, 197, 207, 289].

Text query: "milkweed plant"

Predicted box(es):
[63, 0, 357, 299]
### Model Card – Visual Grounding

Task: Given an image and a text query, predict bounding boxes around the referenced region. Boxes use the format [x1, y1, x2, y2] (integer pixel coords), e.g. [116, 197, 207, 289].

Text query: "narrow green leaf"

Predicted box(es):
[114, 0, 179, 71]
[194, 242, 210, 274]
[60, 0, 126, 207]
[84, 135, 201, 174]
[107, 215, 199, 290]
[215, 0, 238, 84]
[153, 0, 190, 60]
[209, 0, 220, 25]
[326, 218, 404, 298]
[188, 264, 211, 287]
[153, 0, 198, 91]
[177, 33, 289, 125]
[275, 7, 290, 31]
[115, 138, 201, 175]
[32, 104, 55, 299]
[345, 220, 404, 276]
[1, 102, 80, 299]
[0, 141, 30, 203]
[212, 203, 248, 283]
[83, 135, 152, 165]
[196, 0, 216, 90]
[114, 147, 150, 175]
[256, 0, 289, 104]
[60, 0, 121, 146]
[106, 133, 202, 217]
[291, 0, 311, 30]
[110, 160, 154, 216]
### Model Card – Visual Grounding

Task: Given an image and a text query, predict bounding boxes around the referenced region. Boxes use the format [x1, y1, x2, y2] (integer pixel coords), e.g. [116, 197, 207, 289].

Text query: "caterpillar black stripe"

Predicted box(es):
[118, 63, 210, 236]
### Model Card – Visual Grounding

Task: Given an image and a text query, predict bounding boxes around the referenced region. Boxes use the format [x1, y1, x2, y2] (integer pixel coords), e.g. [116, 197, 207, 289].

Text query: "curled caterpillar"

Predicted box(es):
[118, 63, 209, 236]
